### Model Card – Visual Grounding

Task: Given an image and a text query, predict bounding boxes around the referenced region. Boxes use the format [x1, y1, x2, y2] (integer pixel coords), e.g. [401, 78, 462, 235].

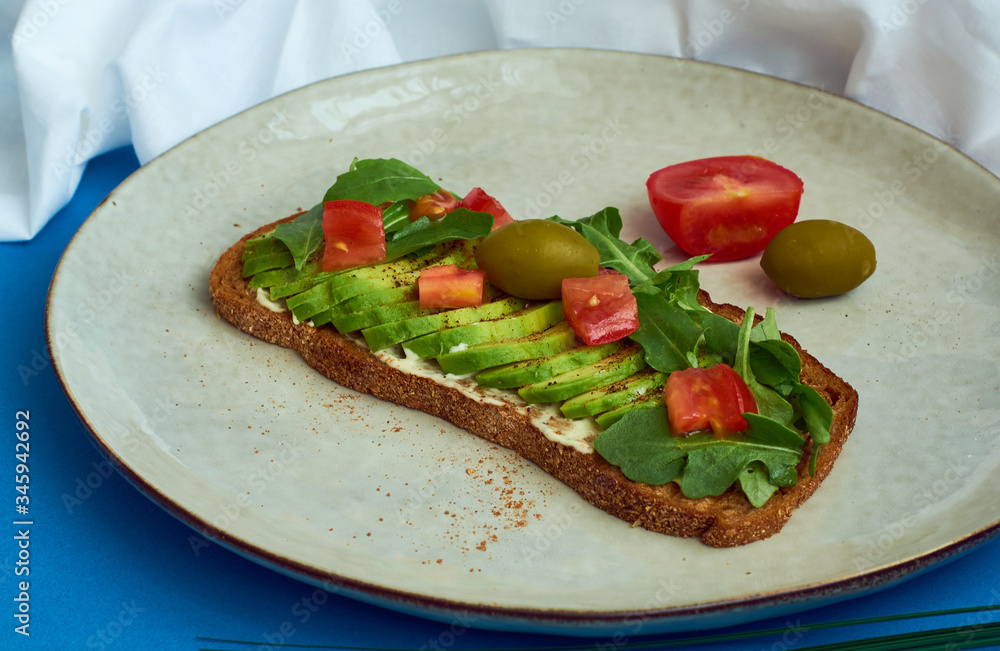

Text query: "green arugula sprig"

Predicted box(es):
[323, 157, 441, 205]
[591, 407, 805, 507]
[592, 311, 811, 507]
[744, 307, 833, 473]
[383, 208, 492, 260]
[271, 203, 324, 269]
[559, 206, 832, 504]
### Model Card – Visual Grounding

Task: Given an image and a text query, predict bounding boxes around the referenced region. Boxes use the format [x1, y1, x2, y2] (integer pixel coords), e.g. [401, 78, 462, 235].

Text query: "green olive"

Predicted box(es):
[760, 220, 876, 298]
[474, 220, 601, 299]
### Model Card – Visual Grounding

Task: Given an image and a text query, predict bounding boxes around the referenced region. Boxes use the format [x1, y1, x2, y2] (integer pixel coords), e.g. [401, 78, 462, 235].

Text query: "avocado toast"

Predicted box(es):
[209, 158, 858, 547]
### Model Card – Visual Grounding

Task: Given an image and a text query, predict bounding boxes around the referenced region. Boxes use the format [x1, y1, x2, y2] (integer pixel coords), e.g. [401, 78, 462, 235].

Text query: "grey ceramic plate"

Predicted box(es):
[47, 49, 1000, 635]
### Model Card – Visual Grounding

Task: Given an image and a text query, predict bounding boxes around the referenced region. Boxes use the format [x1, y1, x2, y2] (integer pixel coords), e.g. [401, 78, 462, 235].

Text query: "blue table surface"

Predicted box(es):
[3, 146, 999, 650]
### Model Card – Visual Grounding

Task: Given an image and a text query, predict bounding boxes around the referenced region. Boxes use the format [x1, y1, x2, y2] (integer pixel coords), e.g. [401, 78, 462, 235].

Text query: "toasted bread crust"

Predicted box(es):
[209, 217, 858, 547]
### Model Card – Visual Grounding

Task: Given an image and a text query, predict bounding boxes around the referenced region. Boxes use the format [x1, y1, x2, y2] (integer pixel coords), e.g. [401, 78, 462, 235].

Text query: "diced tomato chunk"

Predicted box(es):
[321, 200, 386, 272]
[460, 187, 515, 231]
[418, 265, 485, 309]
[664, 364, 758, 438]
[410, 189, 460, 221]
[561, 273, 639, 345]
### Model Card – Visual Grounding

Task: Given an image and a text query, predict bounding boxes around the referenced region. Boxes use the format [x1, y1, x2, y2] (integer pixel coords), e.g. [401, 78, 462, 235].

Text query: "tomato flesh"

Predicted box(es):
[410, 189, 460, 221]
[561, 272, 639, 345]
[460, 187, 515, 231]
[321, 200, 386, 272]
[418, 264, 485, 309]
[664, 364, 758, 438]
[647, 156, 804, 261]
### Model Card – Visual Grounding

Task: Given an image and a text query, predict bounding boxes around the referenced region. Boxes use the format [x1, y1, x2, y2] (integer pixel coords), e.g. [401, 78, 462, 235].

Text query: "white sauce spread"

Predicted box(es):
[255, 288, 286, 313]
[256, 289, 313, 326]
[372, 343, 598, 454]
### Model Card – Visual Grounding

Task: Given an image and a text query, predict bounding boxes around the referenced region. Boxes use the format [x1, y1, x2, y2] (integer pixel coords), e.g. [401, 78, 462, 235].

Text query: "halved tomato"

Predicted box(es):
[664, 364, 758, 439]
[647, 156, 804, 261]
[418, 265, 485, 309]
[321, 200, 386, 272]
[410, 189, 460, 221]
[561, 272, 639, 345]
[460, 187, 515, 231]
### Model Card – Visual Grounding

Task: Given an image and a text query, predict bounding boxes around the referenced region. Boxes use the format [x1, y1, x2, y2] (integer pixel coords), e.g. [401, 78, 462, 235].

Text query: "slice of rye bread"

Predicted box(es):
[209, 216, 859, 547]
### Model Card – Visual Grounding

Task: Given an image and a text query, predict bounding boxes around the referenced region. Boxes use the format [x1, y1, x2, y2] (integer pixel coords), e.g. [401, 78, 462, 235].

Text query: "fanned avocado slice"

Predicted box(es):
[402, 300, 564, 359]
[518, 345, 647, 404]
[329, 300, 425, 333]
[560, 368, 666, 419]
[363, 297, 530, 352]
[436, 322, 579, 376]
[475, 340, 626, 389]
[594, 393, 666, 429]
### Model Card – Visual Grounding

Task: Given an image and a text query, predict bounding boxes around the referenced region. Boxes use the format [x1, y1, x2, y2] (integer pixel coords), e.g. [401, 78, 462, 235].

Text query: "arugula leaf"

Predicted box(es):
[699, 311, 741, 363]
[591, 408, 686, 485]
[749, 340, 801, 394]
[680, 418, 803, 499]
[629, 291, 704, 372]
[323, 158, 441, 205]
[549, 208, 662, 285]
[742, 412, 808, 451]
[742, 307, 833, 474]
[738, 462, 779, 508]
[272, 203, 324, 270]
[746, 309, 802, 394]
[381, 199, 413, 235]
[383, 208, 493, 261]
[658, 254, 710, 274]
[752, 305, 783, 341]
[643, 256, 710, 313]
[793, 384, 833, 474]
[592, 407, 805, 506]
[734, 307, 796, 426]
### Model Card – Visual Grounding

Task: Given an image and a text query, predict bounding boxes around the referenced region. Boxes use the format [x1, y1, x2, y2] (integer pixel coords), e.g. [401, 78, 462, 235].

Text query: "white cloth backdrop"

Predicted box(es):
[2, 0, 998, 241]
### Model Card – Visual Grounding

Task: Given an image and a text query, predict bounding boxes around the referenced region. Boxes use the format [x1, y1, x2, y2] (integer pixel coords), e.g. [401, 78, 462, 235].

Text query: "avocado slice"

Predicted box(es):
[560, 369, 666, 419]
[243, 232, 286, 259]
[248, 260, 321, 290]
[271, 240, 470, 302]
[331, 284, 418, 317]
[362, 297, 529, 352]
[475, 340, 626, 389]
[329, 300, 426, 333]
[518, 345, 647, 404]
[282, 265, 421, 322]
[402, 300, 564, 359]
[266, 270, 341, 300]
[322, 240, 472, 289]
[284, 277, 339, 321]
[594, 393, 665, 429]
[309, 243, 480, 309]
[242, 250, 294, 276]
[436, 322, 579, 376]
[242, 235, 293, 276]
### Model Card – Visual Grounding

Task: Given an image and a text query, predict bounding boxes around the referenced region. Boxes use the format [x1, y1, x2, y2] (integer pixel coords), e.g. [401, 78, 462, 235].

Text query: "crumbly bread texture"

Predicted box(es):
[209, 216, 858, 547]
